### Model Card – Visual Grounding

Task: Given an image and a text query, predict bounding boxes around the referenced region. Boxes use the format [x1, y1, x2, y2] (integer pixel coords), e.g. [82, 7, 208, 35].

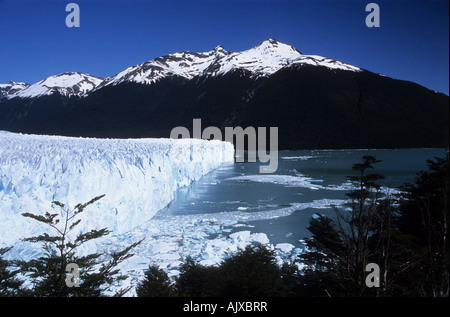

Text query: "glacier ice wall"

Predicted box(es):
[0, 131, 234, 246]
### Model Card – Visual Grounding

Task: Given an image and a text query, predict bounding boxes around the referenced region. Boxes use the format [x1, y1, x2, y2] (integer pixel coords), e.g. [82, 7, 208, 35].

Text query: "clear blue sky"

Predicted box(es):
[0, 0, 448, 95]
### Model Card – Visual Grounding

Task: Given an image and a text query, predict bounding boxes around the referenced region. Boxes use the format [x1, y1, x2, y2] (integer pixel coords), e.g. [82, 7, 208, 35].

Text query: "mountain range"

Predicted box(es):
[0, 39, 448, 150]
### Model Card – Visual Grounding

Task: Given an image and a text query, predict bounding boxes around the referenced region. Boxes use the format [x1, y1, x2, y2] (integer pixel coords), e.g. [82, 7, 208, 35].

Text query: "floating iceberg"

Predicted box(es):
[226, 174, 325, 190]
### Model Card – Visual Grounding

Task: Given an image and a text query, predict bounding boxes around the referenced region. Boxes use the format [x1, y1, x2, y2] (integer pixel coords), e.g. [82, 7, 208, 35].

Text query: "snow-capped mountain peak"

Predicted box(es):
[7, 72, 104, 99]
[0, 81, 30, 100]
[254, 38, 302, 55]
[98, 45, 232, 88]
[212, 38, 360, 76]
[1, 40, 361, 99]
[208, 38, 305, 77]
[99, 39, 361, 88]
[212, 45, 227, 56]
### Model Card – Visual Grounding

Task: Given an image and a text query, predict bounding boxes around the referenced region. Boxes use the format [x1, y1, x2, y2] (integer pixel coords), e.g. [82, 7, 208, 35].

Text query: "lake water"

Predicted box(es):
[153, 148, 448, 245]
[96, 148, 448, 294]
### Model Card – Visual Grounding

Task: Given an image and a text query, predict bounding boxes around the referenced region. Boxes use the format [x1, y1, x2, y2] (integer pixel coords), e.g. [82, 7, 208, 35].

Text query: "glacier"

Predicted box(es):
[0, 131, 234, 247]
[0, 131, 348, 296]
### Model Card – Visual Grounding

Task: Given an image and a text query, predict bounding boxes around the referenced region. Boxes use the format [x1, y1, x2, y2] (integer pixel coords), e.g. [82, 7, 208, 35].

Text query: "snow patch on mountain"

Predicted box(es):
[6, 72, 103, 99]
[0, 81, 30, 100]
[98, 45, 230, 87]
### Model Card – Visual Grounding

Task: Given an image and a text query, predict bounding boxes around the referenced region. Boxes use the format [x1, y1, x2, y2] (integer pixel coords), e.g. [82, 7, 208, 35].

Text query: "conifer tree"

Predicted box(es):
[175, 257, 220, 297]
[135, 264, 175, 297]
[19, 195, 142, 297]
[396, 155, 449, 296]
[299, 155, 393, 296]
[218, 244, 283, 297]
[0, 247, 26, 296]
[138, 244, 295, 297]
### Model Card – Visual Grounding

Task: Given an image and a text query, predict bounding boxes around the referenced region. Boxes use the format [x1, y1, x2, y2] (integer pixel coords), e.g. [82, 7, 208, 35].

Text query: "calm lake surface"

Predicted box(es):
[154, 148, 448, 246]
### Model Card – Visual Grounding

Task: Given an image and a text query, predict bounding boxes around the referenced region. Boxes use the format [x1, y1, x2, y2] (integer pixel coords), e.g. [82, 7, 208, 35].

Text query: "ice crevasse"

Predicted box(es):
[0, 131, 234, 246]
